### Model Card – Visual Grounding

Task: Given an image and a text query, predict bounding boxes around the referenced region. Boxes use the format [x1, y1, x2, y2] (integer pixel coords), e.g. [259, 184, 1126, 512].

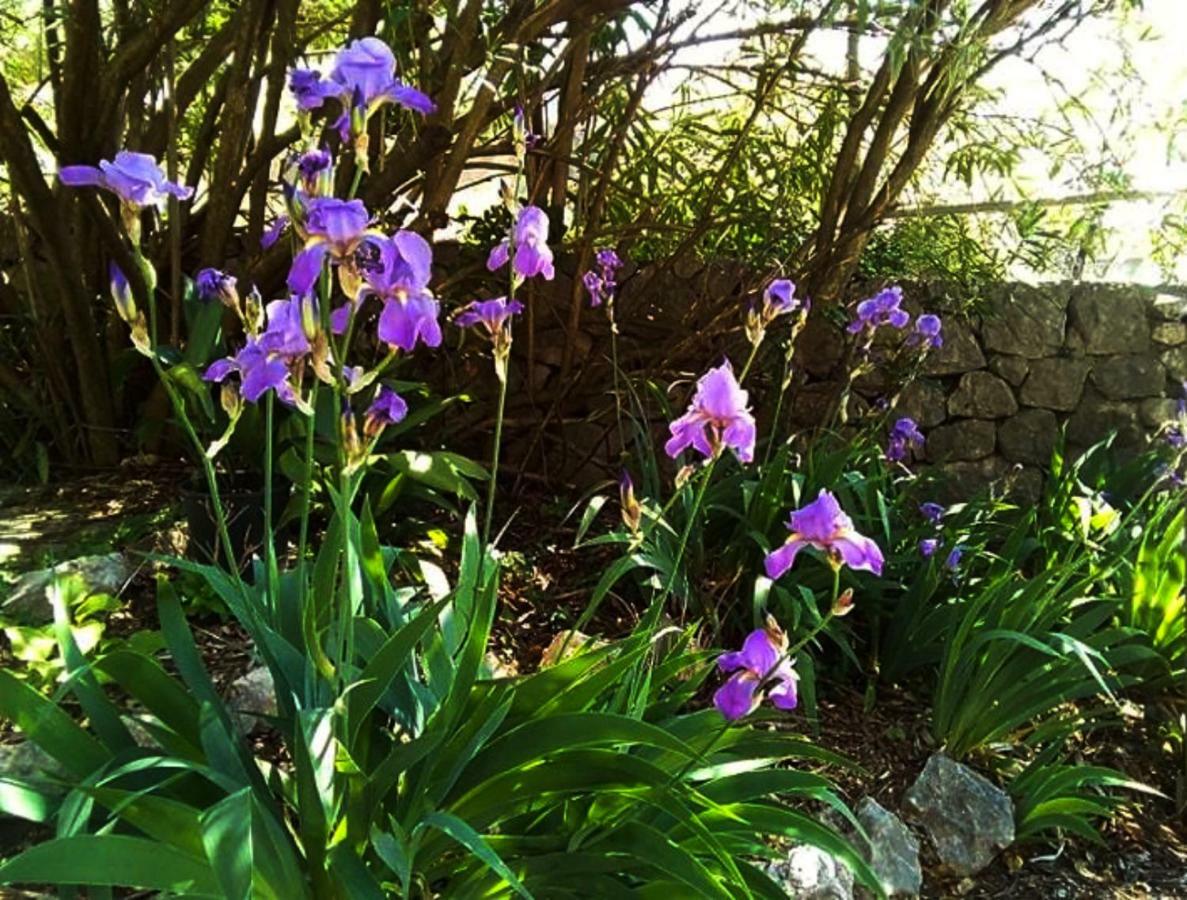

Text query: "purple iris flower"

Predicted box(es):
[204, 340, 296, 405]
[920, 538, 940, 558]
[911, 313, 943, 349]
[945, 547, 963, 571]
[289, 68, 334, 111]
[331, 231, 442, 352]
[59, 151, 193, 208]
[1168, 425, 1186, 449]
[261, 215, 290, 250]
[763, 279, 801, 316]
[847, 285, 909, 334]
[287, 197, 372, 295]
[919, 501, 945, 525]
[364, 385, 408, 435]
[295, 148, 333, 195]
[195, 268, 237, 306]
[487, 206, 555, 281]
[766, 489, 885, 578]
[294, 38, 435, 137]
[664, 360, 756, 464]
[204, 297, 311, 406]
[886, 416, 925, 463]
[456, 297, 524, 336]
[259, 296, 312, 359]
[713, 623, 798, 721]
[584, 246, 624, 307]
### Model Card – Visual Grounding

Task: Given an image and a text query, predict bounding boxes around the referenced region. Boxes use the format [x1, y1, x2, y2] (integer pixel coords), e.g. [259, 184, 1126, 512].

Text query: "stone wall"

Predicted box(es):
[875, 283, 1186, 499]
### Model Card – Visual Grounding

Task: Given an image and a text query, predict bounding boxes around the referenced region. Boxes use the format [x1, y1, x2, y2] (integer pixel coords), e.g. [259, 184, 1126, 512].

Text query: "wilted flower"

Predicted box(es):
[294, 148, 334, 196]
[664, 360, 756, 464]
[487, 205, 555, 281]
[59, 151, 192, 210]
[920, 538, 940, 558]
[619, 471, 642, 535]
[331, 231, 441, 353]
[766, 489, 884, 578]
[832, 588, 855, 617]
[363, 385, 408, 439]
[886, 417, 925, 463]
[713, 619, 798, 721]
[910, 313, 943, 349]
[919, 501, 945, 525]
[847, 285, 909, 335]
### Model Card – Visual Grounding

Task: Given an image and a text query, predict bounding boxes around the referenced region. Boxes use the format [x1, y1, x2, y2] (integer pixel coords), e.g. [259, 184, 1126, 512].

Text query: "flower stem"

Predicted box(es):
[482, 366, 509, 547]
[263, 391, 278, 615]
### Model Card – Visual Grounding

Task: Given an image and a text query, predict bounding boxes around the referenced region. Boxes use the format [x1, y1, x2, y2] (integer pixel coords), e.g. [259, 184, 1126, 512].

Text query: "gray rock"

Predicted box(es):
[1152, 291, 1187, 321]
[797, 317, 846, 377]
[982, 285, 1067, 358]
[3, 553, 131, 625]
[948, 372, 1017, 419]
[0, 740, 62, 781]
[855, 798, 922, 897]
[766, 844, 854, 900]
[926, 419, 996, 462]
[1066, 397, 1145, 452]
[902, 753, 1014, 876]
[1069, 285, 1150, 355]
[1005, 466, 1046, 506]
[936, 457, 1009, 503]
[989, 355, 1030, 387]
[892, 379, 947, 429]
[1152, 322, 1186, 346]
[1140, 398, 1180, 428]
[923, 319, 985, 376]
[1019, 358, 1091, 411]
[1091, 355, 1165, 400]
[1162, 347, 1187, 382]
[998, 409, 1059, 466]
[227, 666, 277, 734]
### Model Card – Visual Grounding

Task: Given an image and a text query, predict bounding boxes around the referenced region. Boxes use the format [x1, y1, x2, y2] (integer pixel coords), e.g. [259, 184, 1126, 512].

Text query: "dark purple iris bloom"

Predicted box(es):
[713, 624, 798, 722]
[59, 151, 193, 208]
[331, 231, 442, 352]
[847, 285, 909, 334]
[261, 215, 290, 250]
[583, 271, 607, 307]
[296, 148, 333, 194]
[195, 268, 236, 305]
[920, 538, 940, 558]
[596, 248, 622, 272]
[664, 361, 756, 464]
[919, 501, 945, 525]
[487, 206, 555, 281]
[456, 297, 524, 336]
[886, 416, 925, 462]
[366, 385, 408, 428]
[945, 547, 963, 571]
[287, 198, 372, 295]
[1168, 425, 1186, 449]
[911, 314, 943, 349]
[766, 489, 884, 578]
